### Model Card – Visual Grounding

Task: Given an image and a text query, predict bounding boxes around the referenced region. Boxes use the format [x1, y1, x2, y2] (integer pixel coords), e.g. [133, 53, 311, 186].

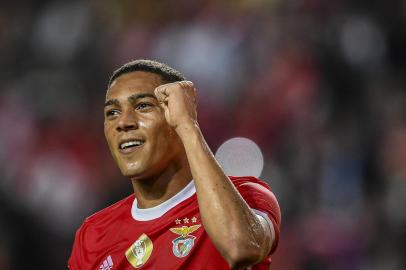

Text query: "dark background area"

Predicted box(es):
[1, 0, 406, 269]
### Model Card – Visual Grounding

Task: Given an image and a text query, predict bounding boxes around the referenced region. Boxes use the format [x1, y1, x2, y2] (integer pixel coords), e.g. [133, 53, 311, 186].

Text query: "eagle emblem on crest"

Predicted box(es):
[169, 224, 201, 258]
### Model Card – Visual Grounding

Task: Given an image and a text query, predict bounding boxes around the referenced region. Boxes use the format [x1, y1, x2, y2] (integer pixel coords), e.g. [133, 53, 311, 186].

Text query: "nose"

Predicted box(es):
[116, 110, 138, 132]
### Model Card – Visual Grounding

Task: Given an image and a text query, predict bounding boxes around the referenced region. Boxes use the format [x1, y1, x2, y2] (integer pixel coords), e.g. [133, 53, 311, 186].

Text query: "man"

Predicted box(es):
[68, 59, 281, 270]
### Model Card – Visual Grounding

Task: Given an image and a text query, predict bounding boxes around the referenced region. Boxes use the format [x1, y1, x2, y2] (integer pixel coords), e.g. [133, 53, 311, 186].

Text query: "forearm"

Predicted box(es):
[176, 123, 271, 267]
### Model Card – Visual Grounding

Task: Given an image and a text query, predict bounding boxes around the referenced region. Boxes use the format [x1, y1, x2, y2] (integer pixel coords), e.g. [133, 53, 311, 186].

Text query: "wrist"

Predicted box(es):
[175, 120, 201, 140]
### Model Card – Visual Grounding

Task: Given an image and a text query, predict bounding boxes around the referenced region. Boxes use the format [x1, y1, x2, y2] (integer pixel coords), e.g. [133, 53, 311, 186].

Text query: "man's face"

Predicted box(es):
[104, 71, 182, 178]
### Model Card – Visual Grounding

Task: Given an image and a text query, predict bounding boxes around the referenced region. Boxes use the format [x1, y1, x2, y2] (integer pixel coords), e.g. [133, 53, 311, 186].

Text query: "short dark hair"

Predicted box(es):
[108, 59, 186, 88]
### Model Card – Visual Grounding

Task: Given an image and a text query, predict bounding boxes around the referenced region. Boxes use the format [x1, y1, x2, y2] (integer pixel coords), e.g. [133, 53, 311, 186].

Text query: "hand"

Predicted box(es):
[154, 81, 198, 133]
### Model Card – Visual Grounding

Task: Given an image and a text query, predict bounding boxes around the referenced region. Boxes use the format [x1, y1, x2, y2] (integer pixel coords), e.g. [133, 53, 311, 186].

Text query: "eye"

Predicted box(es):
[136, 103, 153, 111]
[105, 109, 120, 118]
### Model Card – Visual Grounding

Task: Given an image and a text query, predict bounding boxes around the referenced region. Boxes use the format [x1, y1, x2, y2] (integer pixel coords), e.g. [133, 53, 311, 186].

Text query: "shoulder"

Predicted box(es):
[229, 175, 281, 226]
[229, 175, 274, 199]
[229, 175, 272, 190]
[229, 176, 282, 254]
[72, 194, 134, 251]
[69, 194, 134, 268]
[82, 193, 134, 228]
[229, 176, 275, 199]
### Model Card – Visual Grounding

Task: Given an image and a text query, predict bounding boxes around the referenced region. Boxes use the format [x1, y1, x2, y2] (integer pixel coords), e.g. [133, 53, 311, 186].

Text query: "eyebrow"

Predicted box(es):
[128, 93, 157, 103]
[104, 92, 157, 108]
[104, 99, 120, 107]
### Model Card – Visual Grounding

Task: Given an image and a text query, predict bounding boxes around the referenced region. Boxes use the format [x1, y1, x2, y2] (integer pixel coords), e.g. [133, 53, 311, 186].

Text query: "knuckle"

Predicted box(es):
[177, 80, 194, 88]
[176, 81, 185, 88]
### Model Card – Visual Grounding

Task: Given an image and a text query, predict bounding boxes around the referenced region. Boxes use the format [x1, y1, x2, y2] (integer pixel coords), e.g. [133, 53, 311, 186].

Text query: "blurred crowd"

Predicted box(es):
[1, 0, 406, 269]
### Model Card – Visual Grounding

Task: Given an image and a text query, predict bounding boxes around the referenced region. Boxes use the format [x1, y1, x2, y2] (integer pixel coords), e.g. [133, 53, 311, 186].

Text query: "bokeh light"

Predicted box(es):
[215, 137, 264, 178]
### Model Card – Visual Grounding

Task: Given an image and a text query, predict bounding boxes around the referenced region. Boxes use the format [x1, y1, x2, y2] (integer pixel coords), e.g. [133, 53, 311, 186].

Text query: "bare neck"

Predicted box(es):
[131, 157, 192, 209]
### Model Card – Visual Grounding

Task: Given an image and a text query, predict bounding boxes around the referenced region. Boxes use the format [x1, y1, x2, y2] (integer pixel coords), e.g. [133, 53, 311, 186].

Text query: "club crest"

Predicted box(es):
[125, 233, 153, 268]
[169, 224, 201, 258]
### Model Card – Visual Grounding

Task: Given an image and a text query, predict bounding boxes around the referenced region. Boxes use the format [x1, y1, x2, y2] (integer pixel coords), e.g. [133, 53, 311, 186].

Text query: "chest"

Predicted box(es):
[84, 212, 228, 269]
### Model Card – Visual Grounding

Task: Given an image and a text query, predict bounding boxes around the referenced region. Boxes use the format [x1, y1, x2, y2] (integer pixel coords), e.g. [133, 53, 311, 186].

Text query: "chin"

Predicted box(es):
[120, 166, 144, 178]
[116, 158, 143, 176]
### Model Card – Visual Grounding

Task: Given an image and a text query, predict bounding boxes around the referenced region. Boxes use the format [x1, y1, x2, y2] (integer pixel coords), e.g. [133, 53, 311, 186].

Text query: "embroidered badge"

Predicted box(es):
[169, 224, 201, 258]
[125, 233, 153, 268]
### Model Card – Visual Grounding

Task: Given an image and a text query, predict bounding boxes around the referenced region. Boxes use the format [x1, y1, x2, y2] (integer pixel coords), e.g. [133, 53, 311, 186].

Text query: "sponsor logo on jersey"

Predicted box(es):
[169, 224, 201, 258]
[99, 255, 113, 270]
[125, 233, 153, 268]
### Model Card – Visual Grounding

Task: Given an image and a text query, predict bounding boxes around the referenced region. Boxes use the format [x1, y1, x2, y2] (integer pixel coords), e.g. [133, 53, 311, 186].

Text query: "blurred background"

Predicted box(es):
[1, 0, 406, 269]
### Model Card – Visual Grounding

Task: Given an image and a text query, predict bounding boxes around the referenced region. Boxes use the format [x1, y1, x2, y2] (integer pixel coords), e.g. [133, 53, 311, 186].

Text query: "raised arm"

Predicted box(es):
[155, 81, 276, 269]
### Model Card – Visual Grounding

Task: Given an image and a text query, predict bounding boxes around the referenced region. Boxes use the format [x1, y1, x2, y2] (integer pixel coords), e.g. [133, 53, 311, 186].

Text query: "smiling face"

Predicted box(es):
[104, 71, 183, 179]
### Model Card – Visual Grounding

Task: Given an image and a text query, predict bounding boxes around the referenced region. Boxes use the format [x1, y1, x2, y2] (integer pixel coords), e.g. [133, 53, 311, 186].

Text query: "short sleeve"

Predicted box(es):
[231, 176, 281, 254]
[68, 224, 84, 270]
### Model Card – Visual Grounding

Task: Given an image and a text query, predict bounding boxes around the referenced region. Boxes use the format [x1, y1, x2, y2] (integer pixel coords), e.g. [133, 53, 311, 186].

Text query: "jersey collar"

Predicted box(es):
[131, 180, 196, 221]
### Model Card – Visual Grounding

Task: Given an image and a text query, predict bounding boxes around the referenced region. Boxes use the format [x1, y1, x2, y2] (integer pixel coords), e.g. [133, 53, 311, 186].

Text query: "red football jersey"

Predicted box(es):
[68, 176, 281, 270]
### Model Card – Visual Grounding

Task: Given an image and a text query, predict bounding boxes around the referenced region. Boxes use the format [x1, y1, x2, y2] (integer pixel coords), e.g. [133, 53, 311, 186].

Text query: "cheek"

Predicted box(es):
[146, 119, 175, 149]
[139, 120, 147, 128]
[104, 124, 116, 151]
[156, 127, 179, 155]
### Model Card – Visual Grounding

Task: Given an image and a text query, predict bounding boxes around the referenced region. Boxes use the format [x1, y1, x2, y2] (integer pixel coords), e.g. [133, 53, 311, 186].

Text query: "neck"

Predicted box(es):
[131, 156, 192, 209]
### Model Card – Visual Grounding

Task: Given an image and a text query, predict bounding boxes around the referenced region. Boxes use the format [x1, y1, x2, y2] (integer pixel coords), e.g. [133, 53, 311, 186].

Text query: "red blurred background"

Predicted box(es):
[1, 0, 406, 269]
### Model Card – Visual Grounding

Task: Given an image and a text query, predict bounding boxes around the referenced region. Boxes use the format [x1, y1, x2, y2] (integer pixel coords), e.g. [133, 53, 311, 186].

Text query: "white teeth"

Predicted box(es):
[120, 140, 144, 149]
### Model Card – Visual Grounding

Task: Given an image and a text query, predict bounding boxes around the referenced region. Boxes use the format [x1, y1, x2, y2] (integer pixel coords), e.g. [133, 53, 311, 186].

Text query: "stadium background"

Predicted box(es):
[1, 0, 406, 269]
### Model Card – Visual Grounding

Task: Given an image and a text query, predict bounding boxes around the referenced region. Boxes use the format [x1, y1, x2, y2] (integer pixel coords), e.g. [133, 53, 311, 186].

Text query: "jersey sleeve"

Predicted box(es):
[231, 176, 281, 254]
[68, 223, 85, 270]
